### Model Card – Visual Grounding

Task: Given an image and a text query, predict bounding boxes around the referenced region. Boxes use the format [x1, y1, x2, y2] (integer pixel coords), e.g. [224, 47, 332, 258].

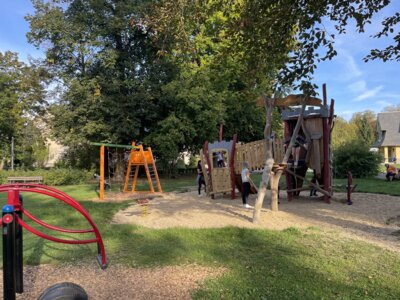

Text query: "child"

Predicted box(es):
[197, 160, 206, 196]
[310, 173, 318, 197]
[241, 162, 252, 208]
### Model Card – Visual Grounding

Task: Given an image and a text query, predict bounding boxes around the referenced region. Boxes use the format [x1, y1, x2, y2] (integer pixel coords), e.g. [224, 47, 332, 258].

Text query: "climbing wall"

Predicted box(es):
[211, 168, 232, 193]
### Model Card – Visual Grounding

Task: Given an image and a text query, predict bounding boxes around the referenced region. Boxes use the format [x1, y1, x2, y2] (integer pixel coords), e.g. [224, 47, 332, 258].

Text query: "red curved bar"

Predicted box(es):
[17, 217, 98, 244]
[0, 184, 107, 268]
[22, 209, 94, 234]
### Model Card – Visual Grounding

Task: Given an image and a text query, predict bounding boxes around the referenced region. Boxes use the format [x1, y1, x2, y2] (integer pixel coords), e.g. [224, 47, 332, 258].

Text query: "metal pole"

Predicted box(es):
[100, 145, 105, 201]
[11, 137, 14, 171]
[3, 204, 16, 300]
[15, 194, 23, 293]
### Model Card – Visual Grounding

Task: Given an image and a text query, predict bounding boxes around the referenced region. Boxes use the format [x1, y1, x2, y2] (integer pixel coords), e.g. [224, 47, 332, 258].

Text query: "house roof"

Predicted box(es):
[375, 112, 400, 146]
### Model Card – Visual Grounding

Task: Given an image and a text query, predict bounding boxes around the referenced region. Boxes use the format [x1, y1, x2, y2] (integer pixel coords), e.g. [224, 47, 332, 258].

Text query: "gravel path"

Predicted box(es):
[0, 263, 225, 300]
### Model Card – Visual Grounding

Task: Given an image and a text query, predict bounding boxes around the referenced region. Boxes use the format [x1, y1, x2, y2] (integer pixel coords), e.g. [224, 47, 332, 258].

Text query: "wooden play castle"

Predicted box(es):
[200, 84, 335, 204]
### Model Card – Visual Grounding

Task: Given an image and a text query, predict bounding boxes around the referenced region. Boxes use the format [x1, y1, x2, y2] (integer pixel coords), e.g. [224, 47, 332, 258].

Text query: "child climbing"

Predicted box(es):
[285, 135, 308, 167]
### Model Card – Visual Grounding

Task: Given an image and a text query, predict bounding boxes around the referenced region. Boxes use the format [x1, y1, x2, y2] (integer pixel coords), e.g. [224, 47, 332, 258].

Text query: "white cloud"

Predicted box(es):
[376, 100, 392, 107]
[339, 49, 363, 79]
[353, 85, 384, 102]
[347, 80, 367, 93]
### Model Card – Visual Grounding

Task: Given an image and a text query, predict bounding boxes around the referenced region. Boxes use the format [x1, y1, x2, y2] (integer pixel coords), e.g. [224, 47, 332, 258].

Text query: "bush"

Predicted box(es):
[333, 141, 383, 178]
[0, 168, 93, 185]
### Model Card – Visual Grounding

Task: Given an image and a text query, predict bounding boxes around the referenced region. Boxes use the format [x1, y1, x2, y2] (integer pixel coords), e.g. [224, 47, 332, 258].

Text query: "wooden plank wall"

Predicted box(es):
[234, 138, 285, 174]
[273, 138, 285, 163]
[211, 168, 232, 193]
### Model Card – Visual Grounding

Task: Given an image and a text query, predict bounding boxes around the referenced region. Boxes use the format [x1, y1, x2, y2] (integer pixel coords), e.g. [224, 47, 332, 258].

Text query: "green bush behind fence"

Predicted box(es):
[0, 168, 93, 185]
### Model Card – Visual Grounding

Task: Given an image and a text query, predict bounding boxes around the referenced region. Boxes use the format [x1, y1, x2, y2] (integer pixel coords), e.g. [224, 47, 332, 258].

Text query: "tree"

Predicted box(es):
[26, 0, 274, 169]
[0, 51, 48, 168]
[383, 104, 400, 111]
[350, 110, 377, 146]
[27, 0, 178, 148]
[331, 117, 358, 152]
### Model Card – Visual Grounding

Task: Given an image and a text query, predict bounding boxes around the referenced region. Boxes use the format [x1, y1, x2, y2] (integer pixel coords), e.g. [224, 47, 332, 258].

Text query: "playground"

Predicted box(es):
[0, 179, 400, 299]
[112, 190, 400, 252]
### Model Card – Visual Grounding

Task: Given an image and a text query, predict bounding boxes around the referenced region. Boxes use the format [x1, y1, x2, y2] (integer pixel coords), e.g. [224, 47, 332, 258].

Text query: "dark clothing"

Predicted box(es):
[197, 164, 206, 194]
[242, 182, 251, 204]
[198, 174, 205, 194]
[310, 176, 318, 196]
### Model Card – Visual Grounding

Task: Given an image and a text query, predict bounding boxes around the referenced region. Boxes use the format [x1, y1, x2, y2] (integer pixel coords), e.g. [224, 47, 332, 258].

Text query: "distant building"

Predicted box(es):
[44, 139, 66, 168]
[373, 111, 400, 162]
[34, 116, 66, 168]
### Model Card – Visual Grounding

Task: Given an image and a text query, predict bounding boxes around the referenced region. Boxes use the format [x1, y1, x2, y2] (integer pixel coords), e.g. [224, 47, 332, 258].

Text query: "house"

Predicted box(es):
[373, 111, 400, 162]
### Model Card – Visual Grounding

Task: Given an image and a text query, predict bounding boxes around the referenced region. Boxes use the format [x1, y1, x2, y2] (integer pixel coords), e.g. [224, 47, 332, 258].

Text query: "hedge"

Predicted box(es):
[0, 168, 93, 186]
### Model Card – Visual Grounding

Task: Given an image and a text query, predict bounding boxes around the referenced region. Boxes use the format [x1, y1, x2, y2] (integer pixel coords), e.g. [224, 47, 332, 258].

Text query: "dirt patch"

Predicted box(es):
[0, 263, 225, 300]
[113, 191, 400, 252]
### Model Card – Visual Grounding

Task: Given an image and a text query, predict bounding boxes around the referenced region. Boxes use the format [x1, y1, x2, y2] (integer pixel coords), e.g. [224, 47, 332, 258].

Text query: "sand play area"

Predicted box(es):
[112, 190, 400, 252]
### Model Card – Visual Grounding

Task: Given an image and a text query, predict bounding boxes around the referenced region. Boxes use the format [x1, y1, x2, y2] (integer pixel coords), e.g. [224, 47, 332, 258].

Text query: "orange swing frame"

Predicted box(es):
[91, 142, 162, 201]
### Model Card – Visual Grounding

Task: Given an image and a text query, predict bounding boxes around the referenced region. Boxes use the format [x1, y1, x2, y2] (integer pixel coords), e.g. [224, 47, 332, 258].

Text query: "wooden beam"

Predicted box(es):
[90, 142, 139, 149]
[285, 168, 331, 198]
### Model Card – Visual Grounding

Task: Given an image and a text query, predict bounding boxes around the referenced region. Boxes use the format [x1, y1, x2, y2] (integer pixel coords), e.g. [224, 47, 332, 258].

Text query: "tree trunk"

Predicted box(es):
[253, 96, 275, 223]
[253, 95, 308, 223]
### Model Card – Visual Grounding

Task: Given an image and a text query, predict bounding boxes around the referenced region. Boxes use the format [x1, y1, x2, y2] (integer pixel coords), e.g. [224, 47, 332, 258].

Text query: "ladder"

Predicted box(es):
[123, 144, 162, 193]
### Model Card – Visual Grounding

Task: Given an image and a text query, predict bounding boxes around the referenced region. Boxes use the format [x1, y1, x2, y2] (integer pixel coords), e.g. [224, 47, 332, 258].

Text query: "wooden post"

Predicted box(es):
[270, 171, 280, 211]
[100, 145, 105, 201]
[253, 96, 275, 223]
[322, 84, 331, 203]
[230, 134, 237, 199]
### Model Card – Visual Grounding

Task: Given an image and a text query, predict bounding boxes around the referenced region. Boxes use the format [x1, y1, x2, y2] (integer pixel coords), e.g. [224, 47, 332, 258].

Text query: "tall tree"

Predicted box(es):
[27, 0, 271, 167]
[331, 117, 358, 152]
[0, 51, 48, 168]
[27, 0, 178, 146]
[350, 110, 377, 146]
[383, 104, 400, 111]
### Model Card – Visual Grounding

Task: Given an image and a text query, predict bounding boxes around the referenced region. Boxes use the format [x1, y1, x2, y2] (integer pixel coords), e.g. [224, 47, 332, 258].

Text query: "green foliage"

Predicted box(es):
[331, 117, 358, 152]
[25, 0, 397, 168]
[0, 51, 49, 168]
[26, 0, 279, 167]
[333, 176, 400, 196]
[0, 168, 93, 185]
[350, 110, 377, 147]
[333, 141, 383, 178]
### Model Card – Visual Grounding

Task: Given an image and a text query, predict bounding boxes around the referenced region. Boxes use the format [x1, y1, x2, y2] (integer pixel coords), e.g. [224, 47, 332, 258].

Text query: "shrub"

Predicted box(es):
[0, 168, 93, 185]
[333, 141, 383, 178]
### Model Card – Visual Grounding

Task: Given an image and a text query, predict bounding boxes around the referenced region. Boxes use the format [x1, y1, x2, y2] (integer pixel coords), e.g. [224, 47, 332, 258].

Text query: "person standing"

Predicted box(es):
[241, 161, 252, 208]
[197, 160, 206, 196]
[216, 152, 225, 167]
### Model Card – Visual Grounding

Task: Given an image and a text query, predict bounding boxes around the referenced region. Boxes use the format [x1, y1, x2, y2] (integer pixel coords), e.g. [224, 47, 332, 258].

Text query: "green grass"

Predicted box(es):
[333, 177, 400, 196]
[0, 180, 400, 299]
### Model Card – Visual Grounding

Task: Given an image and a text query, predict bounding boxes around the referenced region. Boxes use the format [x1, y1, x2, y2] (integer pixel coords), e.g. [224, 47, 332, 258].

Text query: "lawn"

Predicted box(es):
[0, 177, 399, 299]
[333, 177, 400, 196]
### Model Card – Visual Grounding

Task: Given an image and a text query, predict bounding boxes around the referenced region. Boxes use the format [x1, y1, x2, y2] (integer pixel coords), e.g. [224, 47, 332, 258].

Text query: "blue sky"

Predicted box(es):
[0, 1, 399, 121]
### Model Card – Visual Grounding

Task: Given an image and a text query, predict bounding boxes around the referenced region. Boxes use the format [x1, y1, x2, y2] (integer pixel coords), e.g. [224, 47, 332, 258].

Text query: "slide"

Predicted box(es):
[235, 174, 258, 194]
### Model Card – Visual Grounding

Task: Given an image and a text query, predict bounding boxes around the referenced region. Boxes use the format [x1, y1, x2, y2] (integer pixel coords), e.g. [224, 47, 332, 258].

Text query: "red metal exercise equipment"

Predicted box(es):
[0, 184, 107, 300]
